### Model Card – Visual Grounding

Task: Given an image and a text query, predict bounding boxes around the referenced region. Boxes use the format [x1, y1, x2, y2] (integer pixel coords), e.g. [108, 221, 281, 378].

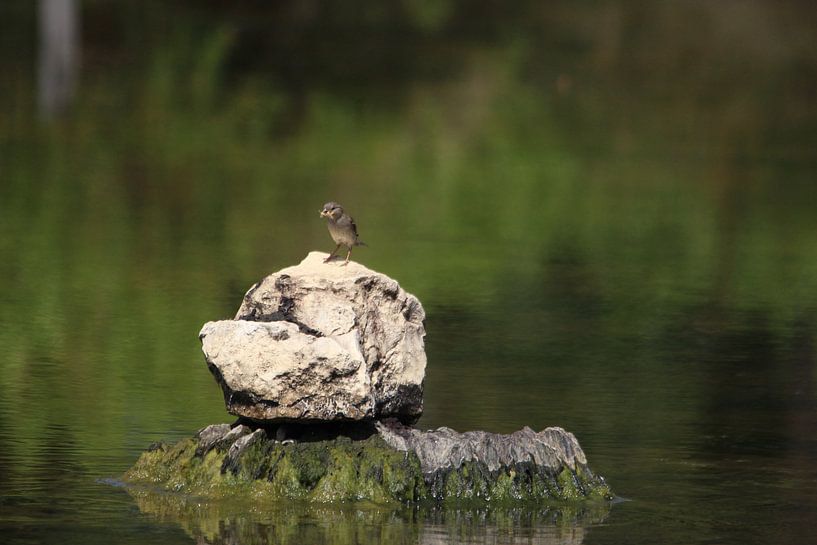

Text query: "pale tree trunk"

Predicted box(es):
[38, 0, 80, 119]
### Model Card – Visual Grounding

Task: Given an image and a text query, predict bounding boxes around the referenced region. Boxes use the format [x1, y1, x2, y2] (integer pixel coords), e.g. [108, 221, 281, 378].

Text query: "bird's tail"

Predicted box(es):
[356, 240, 368, 247]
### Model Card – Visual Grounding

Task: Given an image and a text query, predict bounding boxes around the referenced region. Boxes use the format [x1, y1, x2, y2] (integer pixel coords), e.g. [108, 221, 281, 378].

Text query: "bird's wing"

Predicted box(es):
[350, 218, 367, 246]
[339, 214, 365, 245]
[342, 215, 359, 237]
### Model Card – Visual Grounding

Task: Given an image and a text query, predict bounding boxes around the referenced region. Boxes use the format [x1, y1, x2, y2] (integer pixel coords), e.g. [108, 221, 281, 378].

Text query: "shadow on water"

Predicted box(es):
[124, 484, 612, 545]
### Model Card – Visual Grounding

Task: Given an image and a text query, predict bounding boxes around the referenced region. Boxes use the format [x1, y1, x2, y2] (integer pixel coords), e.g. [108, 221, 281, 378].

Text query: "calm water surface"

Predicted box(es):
[2, 2, 817, 544]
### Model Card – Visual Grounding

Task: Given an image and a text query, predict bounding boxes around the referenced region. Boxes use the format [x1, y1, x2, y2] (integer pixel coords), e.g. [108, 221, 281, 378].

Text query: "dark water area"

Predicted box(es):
[2, 1, 817, 543]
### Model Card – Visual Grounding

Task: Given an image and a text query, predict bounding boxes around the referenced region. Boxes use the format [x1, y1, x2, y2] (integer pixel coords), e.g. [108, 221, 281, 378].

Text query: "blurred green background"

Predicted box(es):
[1, 1, 816, 544]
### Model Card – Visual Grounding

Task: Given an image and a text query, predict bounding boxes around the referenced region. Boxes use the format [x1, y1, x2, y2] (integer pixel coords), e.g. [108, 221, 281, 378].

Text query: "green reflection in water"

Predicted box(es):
[126, 484, 610, 545]
[1, 1, 817, 544]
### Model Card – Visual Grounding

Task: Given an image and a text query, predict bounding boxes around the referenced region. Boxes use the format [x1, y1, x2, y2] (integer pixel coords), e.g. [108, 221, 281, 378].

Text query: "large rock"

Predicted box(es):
[199, 252, 426, 424]
[122, 421, 613, 504]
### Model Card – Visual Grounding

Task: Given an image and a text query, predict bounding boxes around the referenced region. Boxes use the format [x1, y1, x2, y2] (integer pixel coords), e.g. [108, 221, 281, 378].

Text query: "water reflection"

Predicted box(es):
[2, 0, 817, 544]
[127, 486, 611, 545]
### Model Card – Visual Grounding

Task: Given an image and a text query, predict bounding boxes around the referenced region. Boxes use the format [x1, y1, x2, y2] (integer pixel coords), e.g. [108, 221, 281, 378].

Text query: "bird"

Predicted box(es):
[319, 202, 367, 265]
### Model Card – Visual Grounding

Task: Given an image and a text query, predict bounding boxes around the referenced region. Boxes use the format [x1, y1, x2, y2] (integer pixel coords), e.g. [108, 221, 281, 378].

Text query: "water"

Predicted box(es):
[2, 1, 817, 543]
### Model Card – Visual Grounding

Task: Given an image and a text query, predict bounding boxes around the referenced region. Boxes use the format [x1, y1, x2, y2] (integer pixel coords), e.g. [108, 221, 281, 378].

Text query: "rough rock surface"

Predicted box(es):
[376, 421, 588, 473]
[375, 421, 607, 502]
[122, 422, 612, 504]
[199, 252, 426, 424]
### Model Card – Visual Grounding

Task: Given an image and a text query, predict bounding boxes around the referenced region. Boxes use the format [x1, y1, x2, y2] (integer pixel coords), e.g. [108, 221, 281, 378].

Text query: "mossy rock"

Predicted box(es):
[123, 424, 613, 505]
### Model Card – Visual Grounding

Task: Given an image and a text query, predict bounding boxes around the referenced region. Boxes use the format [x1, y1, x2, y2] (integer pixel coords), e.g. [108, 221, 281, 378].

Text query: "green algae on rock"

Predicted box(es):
[125, 430, 426, 504]
[123, 422, 613, 505]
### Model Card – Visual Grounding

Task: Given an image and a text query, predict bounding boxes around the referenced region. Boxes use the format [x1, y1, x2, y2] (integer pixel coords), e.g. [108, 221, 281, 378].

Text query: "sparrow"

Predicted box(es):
[319, 202, 367, 264]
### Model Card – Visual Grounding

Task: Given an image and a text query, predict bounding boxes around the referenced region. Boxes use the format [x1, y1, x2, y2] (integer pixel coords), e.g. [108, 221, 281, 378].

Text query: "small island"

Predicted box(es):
[123, 252, 612, 504]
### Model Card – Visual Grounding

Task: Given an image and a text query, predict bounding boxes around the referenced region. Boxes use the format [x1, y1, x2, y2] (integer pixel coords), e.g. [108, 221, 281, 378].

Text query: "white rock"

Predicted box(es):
[199, 252, 426, 423]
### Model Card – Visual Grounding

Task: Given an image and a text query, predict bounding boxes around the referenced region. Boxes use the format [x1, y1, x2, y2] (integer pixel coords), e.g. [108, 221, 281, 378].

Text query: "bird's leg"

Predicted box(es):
[342, 246, 352, 266]
[324, 244, 340, 263]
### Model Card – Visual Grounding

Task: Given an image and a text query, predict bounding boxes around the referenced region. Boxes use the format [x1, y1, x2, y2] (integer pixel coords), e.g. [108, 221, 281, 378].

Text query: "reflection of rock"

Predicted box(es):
[418, 506, 606, 545]
[200, 252, 426, 424]
[122, 421, 612, 504]
[127, 483, 610, 545]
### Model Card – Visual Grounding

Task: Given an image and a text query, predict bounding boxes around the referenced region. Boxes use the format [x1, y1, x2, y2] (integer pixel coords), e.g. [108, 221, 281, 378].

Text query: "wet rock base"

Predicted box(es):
[123, 421, 613, 505]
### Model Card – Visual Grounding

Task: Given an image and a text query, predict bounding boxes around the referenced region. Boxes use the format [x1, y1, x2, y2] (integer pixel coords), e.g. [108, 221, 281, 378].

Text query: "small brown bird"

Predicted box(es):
[319, 202, 367, 264]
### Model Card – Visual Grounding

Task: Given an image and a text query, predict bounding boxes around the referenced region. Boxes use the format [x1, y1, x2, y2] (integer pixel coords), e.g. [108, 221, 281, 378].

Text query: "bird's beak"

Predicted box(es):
[319, 210, 327, 217]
